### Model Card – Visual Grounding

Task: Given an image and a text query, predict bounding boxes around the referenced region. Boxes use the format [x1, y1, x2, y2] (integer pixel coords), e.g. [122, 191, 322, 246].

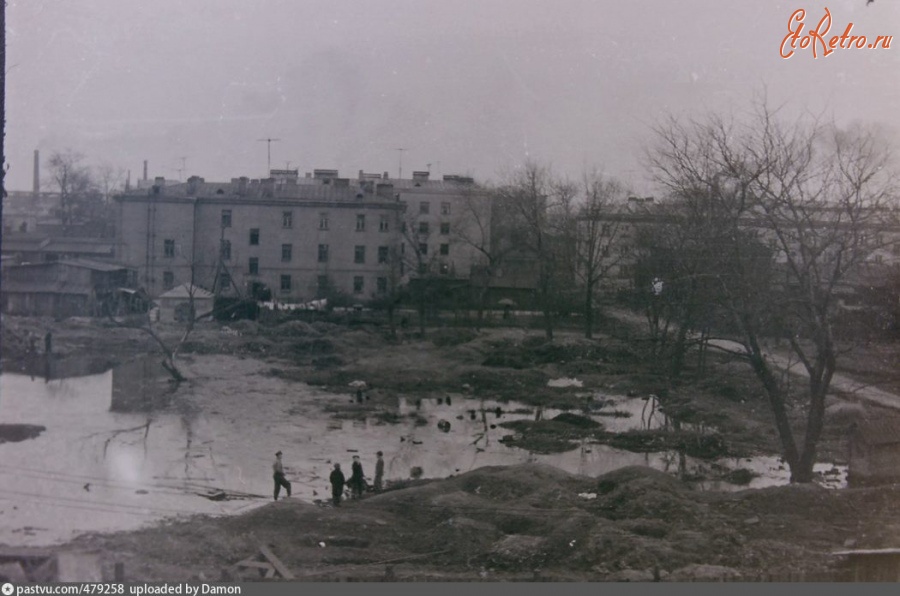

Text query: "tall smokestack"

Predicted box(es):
[33, 150, 40, 196]
[143, 160, 148, 181]
[126, 170, 131, 191]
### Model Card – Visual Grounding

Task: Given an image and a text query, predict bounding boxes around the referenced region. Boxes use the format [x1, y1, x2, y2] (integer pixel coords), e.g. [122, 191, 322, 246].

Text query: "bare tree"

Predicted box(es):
[575, 170, 628, 338]
[496, 161, 577, 340]
[649, 103, 897, 482]
[47, 149, 101, 229]
[452, 185, 508, 327]
[107, 250, 218, 383]
[95, 162, 126, 204]
[399, 205, 442, 335]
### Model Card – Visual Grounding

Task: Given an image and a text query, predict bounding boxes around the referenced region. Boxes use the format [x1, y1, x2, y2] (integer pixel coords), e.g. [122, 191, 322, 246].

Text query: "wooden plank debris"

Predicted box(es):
[259, 545, 295, 580]
[233, 546, 295, 580]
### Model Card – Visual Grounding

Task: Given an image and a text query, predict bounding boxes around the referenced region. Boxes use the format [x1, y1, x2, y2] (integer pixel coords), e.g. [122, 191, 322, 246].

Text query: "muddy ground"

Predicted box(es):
[2, 311, 900, 581]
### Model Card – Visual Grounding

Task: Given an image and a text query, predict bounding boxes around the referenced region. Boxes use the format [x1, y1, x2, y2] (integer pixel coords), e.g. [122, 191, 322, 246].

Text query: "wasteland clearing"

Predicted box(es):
[2, 312, 900, 581]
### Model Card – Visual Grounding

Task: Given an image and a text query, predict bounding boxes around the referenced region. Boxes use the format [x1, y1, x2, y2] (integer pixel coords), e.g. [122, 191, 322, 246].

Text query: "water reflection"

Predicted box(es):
[0, 361, 845, 547]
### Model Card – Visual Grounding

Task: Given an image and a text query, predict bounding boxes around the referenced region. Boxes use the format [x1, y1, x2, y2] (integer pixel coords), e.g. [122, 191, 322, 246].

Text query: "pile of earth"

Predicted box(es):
[64, 464, 869, 582]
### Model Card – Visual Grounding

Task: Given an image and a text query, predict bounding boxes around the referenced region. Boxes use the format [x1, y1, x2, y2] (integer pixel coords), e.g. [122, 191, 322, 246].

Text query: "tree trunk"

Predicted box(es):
[794, 366, 833, 483]
[584, 281, 595, 339]
[387, 302, 397, 338]
[744, 337, 801, 477]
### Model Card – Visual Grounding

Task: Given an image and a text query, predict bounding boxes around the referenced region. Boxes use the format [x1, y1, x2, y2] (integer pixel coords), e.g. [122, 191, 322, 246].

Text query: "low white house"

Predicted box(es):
[155, 283, 214, 322]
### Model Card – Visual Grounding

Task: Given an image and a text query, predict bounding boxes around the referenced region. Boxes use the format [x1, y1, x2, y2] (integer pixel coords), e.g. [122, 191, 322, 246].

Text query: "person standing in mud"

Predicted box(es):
[374, 451, 385, 492]
[350, 455, 366, 498]
[330, 463, 346, 506]
[272, 451, 291, 501]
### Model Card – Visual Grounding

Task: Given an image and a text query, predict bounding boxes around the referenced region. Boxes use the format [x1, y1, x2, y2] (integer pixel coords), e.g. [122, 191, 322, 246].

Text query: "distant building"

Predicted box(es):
[1, 232, 116, 264]
[155, 283, 215, 323]
[114, 170, 492, 302]
[2, 191, 62, 234]
[1, 259, 138, 317]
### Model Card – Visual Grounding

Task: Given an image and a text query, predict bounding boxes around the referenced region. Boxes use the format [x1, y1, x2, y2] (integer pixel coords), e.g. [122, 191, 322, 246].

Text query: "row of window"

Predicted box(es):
[419, 201, 452, 215]
[222, 211, 397, 232]
[241, 220, 450, 246]
[165, 240, 450, 262]
[275, 274, 383, 295]
[242, 243, 450, 266]
[222, 203, 452, 228]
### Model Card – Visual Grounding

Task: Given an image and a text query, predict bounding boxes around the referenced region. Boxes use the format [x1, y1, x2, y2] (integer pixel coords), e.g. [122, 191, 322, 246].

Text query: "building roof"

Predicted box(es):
[1, 233, 51, 252]
[157, 283, 215, 300]
[44, 238, 115, 254]
[852, 418, 900, 446]
[117, 171, 485, 204]
[6, 259, 129, 273]
[1, 280, 92, 295]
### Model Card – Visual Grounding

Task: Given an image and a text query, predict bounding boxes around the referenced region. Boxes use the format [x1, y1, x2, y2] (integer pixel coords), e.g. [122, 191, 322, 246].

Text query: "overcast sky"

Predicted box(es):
[6, 0, 900, 195]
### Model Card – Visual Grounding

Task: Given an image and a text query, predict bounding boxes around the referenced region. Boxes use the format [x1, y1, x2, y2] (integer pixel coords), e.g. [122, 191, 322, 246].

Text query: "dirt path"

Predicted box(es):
[706, 338, 900, 412]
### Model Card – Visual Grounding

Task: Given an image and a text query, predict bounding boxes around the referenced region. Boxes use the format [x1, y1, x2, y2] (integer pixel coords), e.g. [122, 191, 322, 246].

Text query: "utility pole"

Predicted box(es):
[395, 148, 405, 180]
[257, 138, 281, 176]
[1, 0, 6, 235]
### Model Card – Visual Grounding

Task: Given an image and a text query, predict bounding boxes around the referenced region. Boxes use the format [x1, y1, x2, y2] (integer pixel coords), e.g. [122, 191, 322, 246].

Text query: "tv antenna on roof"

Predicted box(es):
[395, 148, 405, 179]
[257, 138, 281, 175]
[175, 156, 187, 180]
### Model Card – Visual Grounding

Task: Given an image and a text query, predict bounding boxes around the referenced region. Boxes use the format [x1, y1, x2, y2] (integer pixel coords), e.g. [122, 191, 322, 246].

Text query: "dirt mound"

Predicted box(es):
[430, 328, 479, 347]
[265, 320, 320, 337]
[552, 412, 601, 428]
[63, 462, 862, 581]
[592, 466, 704, 522]
[227, 320, 260, 335]
[310, 321, 342, 335]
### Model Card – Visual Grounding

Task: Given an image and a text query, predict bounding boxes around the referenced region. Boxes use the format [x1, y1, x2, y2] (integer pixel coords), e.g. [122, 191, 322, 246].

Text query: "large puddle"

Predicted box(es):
[0, 360, 846, 546]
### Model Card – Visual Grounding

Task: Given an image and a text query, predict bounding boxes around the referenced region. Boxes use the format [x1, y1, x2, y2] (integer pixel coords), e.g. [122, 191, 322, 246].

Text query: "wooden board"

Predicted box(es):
[258, 545, 295, 580]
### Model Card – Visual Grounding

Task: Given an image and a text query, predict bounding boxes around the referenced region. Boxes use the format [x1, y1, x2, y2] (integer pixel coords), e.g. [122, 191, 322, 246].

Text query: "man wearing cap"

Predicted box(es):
[272, 451, 291, 501]
[374, 451, 385, 492]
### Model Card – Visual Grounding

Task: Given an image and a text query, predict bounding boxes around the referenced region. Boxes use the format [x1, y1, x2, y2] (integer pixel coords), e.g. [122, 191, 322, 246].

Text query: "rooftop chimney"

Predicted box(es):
[33, 150, 40, 196]
[186, 176, 204, 195]
[412, 171, 430, 182]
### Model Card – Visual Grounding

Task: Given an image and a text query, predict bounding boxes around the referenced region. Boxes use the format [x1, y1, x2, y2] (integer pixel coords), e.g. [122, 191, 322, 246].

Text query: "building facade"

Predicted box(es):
[115, 170, 491, 302]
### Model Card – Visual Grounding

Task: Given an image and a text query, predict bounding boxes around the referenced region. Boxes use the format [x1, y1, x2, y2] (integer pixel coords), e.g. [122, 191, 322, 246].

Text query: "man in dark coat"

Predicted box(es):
[272, 451, 291, 501]
[350, 455, 365, 498]
[374, 451, 385, 492]
[329, 463, 345, 506]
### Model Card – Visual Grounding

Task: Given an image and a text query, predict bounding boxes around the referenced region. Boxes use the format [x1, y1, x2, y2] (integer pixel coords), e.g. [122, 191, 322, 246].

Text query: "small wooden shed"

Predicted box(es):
[155, 283, 214, 322]
[848, 417, 900, 487]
